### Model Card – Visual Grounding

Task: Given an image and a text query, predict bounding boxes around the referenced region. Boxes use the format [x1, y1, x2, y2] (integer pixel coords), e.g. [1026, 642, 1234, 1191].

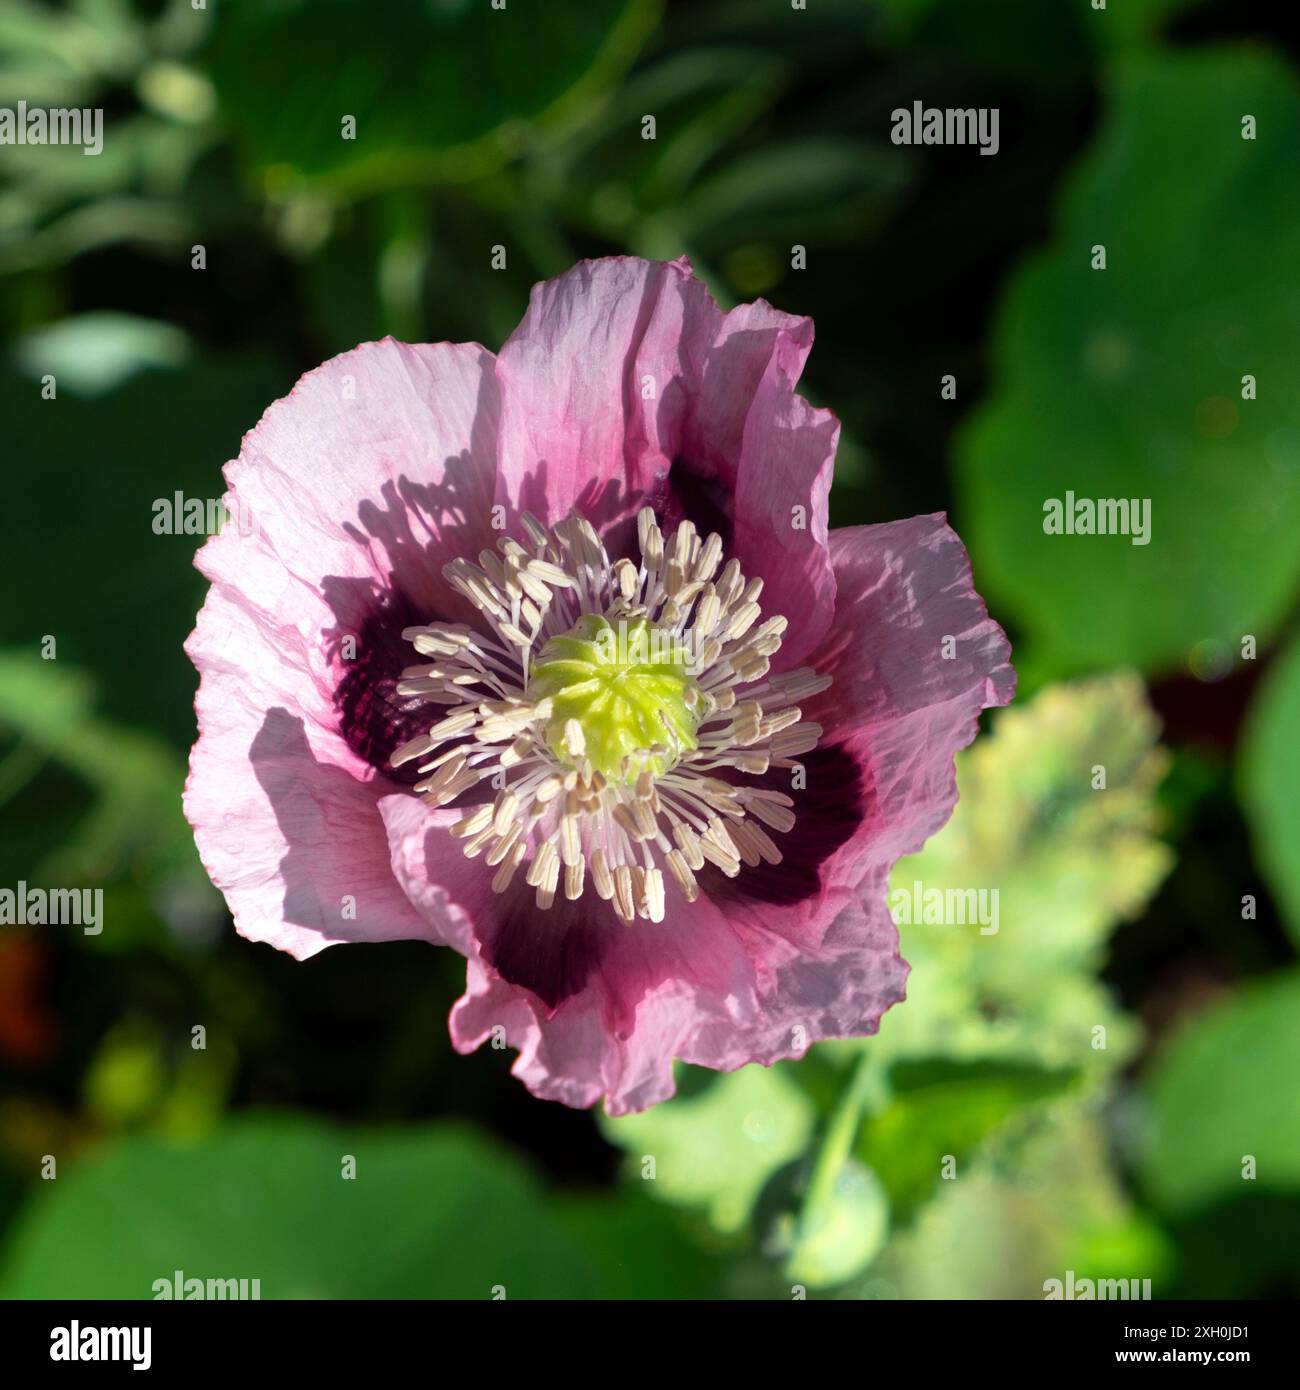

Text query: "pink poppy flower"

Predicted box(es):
[184, 256, 1014, 1115]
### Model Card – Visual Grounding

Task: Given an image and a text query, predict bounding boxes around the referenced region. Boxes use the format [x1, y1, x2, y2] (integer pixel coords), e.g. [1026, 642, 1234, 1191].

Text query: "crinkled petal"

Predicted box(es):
[378, 512, 1013, 1112]
[185, 340, 500, 957]
[377, 513, 1011, 1112]
[710, 514, 1014, 955]
[380, 793, 763, 1114]
[671, 516, 1014, 1079]
[495, 256, 836, 666]
[184, 267, 1014, 1118]
[806, 514, 1017, 866]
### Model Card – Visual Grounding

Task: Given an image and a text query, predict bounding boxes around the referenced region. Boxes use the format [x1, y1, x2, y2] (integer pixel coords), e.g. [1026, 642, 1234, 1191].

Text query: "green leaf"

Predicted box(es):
[677, 137, 910, 254]
[1240, 633, 1300, 947]
[754, 1156, 890, 1290]
[0, 654, 189, 874]
[0, 1116, 604, 1298]
[11, 313, 190, 398]
[957, 48, 1300, 676]
[2, 353, 286, 745]
[529, 47, 784, 241]
[600, 1063, 815, 1233]
[875, 1101, 1172, 1299]
[0, 652, 218, 949]
[205, 0, 660, 196]
[880, 673, 1172, 1072]
[1139, 970, 1300, 1214]
[552, 1189, 728, 1298]
[859, 1059, 1076, 1219]
[0, 0, 146, 106]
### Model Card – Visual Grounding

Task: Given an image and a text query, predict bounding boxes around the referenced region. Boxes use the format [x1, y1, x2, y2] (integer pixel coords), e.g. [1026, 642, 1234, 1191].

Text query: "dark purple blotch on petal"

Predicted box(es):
[648, 457, 735, 551]
[477, 888, 609, 1014]
[707, 743, 866, 907]
[327, 582, 430, 785]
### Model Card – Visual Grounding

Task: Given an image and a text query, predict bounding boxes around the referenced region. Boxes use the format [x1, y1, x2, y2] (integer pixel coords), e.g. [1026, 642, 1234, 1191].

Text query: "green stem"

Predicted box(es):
[801, 1051, 880, 1228]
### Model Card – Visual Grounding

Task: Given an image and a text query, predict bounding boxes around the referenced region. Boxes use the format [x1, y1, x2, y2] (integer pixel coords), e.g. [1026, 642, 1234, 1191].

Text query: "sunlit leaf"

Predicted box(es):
[755, 1155, 889, 1290]
[11, 313, 190, 397]
[0, 1116, 605, 1298]
[875, 1101, 1172, 1298]
[879, 673, 1172, 1072]
[858, 1059, 1076, 1219]
[601, 1063, 815, 1233]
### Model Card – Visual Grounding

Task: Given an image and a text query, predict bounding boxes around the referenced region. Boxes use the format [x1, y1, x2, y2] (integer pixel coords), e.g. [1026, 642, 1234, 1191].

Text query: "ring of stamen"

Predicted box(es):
[390, 507, 832, 923]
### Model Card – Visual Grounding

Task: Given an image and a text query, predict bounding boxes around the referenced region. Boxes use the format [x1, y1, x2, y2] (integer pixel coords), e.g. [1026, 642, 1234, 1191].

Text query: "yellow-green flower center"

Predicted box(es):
[527, 614, 700, 782]
[396, 508, 829, 923]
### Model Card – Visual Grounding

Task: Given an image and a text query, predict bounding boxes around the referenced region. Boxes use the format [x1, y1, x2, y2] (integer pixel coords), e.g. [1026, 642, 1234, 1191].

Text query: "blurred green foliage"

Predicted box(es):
[1141, 971, 1300, 1212]
[0, 1115, 725, 1298]
[207, 0, 662, 194]
[959, 48, 1300, 681]
[878, 674, 1170, 1073]
[603, 675, 1176, 1292]
[1, 0, 1297, 1300]
[1241, 633, 1300, 947]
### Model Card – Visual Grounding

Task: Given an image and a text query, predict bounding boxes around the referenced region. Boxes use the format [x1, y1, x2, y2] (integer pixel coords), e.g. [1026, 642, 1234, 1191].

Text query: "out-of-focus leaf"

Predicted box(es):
[3, 352, 287, 745]
[205, 0, 661, 196]
[135, 59, 216, 126]
[529, 42, 907, 283]
[82, 1018, 168, 1128]
[0, 0, 214, 273]
[1139, 971, 1300, 1214]
[1157, 1193, 1300, 1298]
[754, 1155, 889, 1290]
[601, 1063, 814, 1233]
[879, 673, 1171, 1072]
[0, 0, 146, 106]
[0, 1116, 604, 1298]
[0, 654, 183, 870]
[81, 1017, 236, 1140]
[858, 1059, 1076, 1220]
[12, 313, 190, 397]
[874, 1102, 1172, 1298]
[1240, 634, 1300, 947]
[957, 49, 1300, 677]
[676, 137, 909, 253]
[552, 1188, 728, 1298]
[0, 117, 212, 275]
[529, 47, 784, 241]
[0, 652, 217, 948]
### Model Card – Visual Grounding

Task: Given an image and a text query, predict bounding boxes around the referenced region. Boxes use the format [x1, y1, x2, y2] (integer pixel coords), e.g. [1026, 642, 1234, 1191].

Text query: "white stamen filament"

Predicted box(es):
[393, 508, 831, 923]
